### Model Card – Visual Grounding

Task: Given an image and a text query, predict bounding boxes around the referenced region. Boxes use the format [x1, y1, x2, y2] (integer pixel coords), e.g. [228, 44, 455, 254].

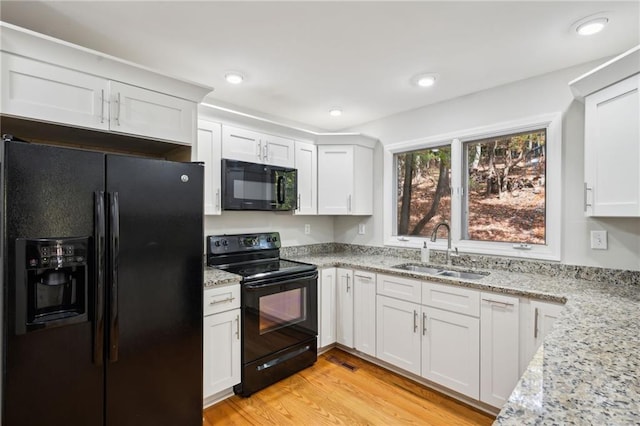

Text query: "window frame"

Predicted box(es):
[383, 112, 562, 261]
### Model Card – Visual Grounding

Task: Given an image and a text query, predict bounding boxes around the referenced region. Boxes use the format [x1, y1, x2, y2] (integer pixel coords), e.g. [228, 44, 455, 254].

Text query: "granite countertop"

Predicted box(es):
[282, 253, 640, 425]
[204, 267, 241, 288]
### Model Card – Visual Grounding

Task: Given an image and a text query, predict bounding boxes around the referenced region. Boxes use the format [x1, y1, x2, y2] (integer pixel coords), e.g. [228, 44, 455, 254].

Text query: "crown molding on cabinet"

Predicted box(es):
[569, 44, 640, 100]
[0, 22, 213, 102]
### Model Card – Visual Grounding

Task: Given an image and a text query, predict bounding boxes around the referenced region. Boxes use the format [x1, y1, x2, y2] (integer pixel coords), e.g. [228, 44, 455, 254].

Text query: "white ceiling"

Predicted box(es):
[1, 1, 639, 131]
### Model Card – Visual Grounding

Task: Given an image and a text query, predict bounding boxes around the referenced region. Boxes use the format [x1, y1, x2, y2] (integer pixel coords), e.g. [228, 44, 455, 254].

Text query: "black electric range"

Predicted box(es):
[206, 232, 318, 397]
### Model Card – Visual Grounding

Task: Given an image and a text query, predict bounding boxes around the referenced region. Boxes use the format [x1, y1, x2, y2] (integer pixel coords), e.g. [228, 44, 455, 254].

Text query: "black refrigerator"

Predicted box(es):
[1, 138, 204, 426]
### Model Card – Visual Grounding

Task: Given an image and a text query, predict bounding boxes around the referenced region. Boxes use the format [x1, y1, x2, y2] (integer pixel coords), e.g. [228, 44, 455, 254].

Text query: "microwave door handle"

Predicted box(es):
[277, 175, 285, 204]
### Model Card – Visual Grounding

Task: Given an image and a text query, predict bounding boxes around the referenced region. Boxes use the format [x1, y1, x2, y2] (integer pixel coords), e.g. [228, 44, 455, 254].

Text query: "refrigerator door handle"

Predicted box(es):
[94, 191, 106, 365]
[109, 191, 120, 363]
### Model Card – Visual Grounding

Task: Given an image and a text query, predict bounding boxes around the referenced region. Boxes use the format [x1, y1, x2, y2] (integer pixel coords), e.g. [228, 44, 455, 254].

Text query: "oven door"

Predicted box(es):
[242, 270, 317, 363]
[222, 159, 297, 211]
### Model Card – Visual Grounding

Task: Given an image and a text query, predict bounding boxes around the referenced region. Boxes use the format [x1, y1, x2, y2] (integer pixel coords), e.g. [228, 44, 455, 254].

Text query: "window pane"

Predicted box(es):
[396, 145, 451, 237]
[463, 129, 546, 244]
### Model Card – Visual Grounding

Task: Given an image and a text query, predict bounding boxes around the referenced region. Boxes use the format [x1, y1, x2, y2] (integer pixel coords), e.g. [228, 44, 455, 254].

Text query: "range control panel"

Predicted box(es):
[21, 237, 89, 269]
[207, 232, 281, 256]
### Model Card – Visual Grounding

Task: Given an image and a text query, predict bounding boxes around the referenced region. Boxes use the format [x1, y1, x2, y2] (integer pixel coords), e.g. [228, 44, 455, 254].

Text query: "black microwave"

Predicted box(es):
[222, 159, 298, 211]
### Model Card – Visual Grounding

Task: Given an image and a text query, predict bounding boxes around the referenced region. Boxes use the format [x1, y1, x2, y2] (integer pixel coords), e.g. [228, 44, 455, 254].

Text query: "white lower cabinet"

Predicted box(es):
[520, 298, 565, 373]
[336, 268, 354, 347]
[203, 285, 241, 404]
[353, 270, 376, 357]
[319, 268, 337, 348]
[376, 295, 422, 375]
[480, 292, 520, 408]
[421, 307, 479, 399]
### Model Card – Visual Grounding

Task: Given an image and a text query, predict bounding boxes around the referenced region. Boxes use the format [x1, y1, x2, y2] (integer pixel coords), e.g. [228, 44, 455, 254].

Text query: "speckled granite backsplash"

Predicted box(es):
[280, 243, 640, 286]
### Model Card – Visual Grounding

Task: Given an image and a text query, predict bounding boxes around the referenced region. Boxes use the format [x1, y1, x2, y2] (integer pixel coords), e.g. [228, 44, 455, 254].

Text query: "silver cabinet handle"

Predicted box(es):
[263, 144, 269, 161]
[348, 195, 352, 213]
[345, 275, 351, 293]
[354, 274, 372, 280]
[100, 89, 105, 123]
[209, 296, 235, 305]
[257, 141, 262, 159]
[534, 307, 539, 339]
[215, 188, 220, 210]
[482, 298, 514, 308]
[114, 92, 121, 126]
[413, 310, 418, 333]
[422, 312, 427, 335]
[297, 194, 301, 211]
[584, 182, 593, 212]
[235, 315, 240, 340]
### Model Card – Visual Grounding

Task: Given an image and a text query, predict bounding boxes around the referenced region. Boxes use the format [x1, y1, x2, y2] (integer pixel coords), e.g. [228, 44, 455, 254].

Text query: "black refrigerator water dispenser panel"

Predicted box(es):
[15, 236, 90, 334]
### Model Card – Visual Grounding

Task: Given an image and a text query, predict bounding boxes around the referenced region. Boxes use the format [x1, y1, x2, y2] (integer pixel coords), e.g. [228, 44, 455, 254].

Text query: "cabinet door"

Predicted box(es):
[1, 53, 109, 130]
[422, 307, 479, 399]
[318, 145, 354, 214]
[353, 270, 376, 357]
[319, 268, 337, 348]
[203, 309, 241, 399]
[195, 120, 222, 215]
[294, 141, 318, 215]
[376, 295, 421, 375]
[221, 125, 262, 163]
[480, 293, 520, 408]
[110, 81, 195, 144]
[377, 273, 422, 303]
[264, 134, 295, 167]
[530, 300, 564, 355]
[336, 268, 354, 347]
[585, 75, 640, 216]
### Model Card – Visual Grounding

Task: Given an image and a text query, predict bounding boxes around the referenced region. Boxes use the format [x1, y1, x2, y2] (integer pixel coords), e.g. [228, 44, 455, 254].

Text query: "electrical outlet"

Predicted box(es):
[358, 223, 366, 235]
[304, 224, 311, 235]
[590, 230, 607, 250]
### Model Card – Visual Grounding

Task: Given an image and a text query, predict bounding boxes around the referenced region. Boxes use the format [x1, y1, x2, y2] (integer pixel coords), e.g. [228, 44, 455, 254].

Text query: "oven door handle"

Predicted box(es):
[244, 271, 318, 290]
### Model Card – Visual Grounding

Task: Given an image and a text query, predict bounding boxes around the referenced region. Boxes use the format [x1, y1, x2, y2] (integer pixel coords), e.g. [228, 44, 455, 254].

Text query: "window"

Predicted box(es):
[462, 129, 546, 245]
[384, 113, 561, 260]
[396, 145, 451, 238]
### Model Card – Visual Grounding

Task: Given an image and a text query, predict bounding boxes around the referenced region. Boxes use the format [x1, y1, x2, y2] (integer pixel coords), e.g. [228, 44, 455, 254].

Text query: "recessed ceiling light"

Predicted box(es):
[225, 72, 244, 84]
[412, 73, 438, 88]
[329, 108, 342, 117]
[573, 15, 609, 36]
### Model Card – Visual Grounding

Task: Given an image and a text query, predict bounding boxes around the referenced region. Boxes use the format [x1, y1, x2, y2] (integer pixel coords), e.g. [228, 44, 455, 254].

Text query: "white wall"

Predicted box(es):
[204, 213, 334, 247]
[338, 59, 640, 271]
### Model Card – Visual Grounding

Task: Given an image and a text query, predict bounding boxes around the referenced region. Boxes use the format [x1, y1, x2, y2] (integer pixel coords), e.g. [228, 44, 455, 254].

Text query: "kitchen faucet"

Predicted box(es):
[430, 222, 457, 265]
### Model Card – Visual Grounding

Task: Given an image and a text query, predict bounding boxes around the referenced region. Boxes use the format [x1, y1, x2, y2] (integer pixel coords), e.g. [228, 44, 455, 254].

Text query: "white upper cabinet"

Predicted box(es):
[262, 133, 295, 168]
[221, 125, 263, 163]
[0, 24, 211, 144]
[317, 144, 373, 215]
[109, 81, 196, 144]
[294, 141, 317, 215]
[1, 53, 110, 130]
[584, 75, 640, 216]
[195, 120, 223, 215]
[569, 46, 640, 217]
[221, 125, 295, 167]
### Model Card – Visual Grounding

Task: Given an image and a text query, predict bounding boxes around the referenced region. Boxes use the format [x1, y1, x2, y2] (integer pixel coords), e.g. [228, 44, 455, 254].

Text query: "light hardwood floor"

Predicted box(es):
[203, 349, 495, 425]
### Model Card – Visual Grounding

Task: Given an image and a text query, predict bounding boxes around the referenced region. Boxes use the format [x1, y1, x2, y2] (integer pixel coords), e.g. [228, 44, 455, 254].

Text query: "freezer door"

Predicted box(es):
[105, 155, 203, 426]
[3, 140, 105, 426]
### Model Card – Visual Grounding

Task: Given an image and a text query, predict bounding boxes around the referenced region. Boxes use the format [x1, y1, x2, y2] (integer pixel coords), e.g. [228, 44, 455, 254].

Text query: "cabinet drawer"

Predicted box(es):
[376, 274, 422, 302]
[422, 282, 479, 317]
[204, 285, 240, 316]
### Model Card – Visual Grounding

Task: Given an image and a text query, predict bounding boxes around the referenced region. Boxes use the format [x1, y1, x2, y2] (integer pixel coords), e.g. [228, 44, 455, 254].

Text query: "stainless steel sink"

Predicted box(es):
[392, 263, 488, 280]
